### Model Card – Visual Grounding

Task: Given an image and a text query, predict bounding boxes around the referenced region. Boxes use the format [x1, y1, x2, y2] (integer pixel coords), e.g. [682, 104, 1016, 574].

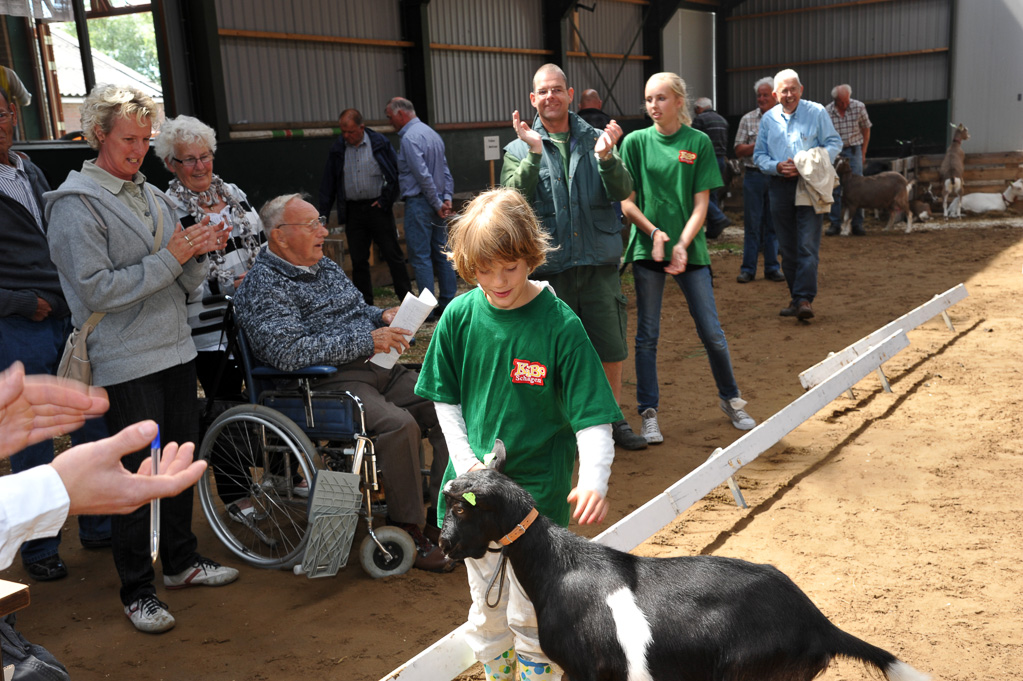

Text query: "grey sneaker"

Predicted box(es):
[640, 408, 663, 444]
[612, 419, 648, 451]
[125, 595, 175, 634]
[164, 557, 239, 590]
[720, 397, 756, 431]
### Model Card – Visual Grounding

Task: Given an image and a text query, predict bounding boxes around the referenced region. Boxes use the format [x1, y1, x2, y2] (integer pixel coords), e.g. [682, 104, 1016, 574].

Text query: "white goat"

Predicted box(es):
[954, 179, 1023, 215]
[940, 123, 969, 218]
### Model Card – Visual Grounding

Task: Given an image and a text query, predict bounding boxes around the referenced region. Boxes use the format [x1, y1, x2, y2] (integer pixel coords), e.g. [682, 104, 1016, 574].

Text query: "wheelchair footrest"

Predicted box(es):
[300, 470, 363, 579]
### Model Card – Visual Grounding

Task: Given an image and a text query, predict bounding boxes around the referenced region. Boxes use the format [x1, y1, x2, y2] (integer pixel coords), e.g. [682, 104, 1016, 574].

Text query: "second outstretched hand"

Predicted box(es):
[594, 120, 624, 160]
[568, 487, 610, 526]
[50, 420, 207, 516]
[168, 215, 220, 265]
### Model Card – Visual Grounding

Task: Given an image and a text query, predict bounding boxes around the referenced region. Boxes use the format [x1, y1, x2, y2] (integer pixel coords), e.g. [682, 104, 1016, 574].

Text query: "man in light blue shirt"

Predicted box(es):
[385, 97, 457, 313]
[753, 69, 841, 322]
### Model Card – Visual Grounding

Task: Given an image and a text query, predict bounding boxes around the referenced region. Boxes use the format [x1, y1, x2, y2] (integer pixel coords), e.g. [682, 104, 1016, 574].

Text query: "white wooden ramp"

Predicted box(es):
[380, 330, 911, 681]
[799, 283, 967, 391]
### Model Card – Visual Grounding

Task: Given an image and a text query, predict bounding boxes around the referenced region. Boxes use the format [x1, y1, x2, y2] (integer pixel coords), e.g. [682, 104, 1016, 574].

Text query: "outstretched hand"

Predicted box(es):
[568, 487, 610, 525]
[0, 362, 109, 459]
[512, 110, 543, 154]
[50, 420, 207, 516]
[594, 119, 623, 160]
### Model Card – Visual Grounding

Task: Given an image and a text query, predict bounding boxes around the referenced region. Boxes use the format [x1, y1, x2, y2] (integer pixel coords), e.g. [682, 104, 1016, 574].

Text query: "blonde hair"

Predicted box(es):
[80, 83, 159, 150]
[646, 72, 692, 127]
[446, 188, 553, 285]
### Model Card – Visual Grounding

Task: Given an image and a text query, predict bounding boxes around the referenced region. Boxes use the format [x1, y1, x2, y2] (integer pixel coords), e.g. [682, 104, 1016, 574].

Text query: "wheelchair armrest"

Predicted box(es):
[250, 365, 338, 379]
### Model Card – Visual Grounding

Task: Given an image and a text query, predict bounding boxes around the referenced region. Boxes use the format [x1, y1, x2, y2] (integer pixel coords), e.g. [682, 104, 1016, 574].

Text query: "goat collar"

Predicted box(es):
[498, 507, 539, 546]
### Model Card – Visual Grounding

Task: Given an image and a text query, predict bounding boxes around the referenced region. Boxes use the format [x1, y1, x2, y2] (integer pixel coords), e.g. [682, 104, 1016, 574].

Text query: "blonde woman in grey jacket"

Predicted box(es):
[45, 84, 239, 635]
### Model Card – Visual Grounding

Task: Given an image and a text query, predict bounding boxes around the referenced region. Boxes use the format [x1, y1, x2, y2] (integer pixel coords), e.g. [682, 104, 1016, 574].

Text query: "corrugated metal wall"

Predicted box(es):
[726, 0, 951, 116]
[427, 0, 542, 124]
[216, 0, 404, 126]
[566, 1, 645, 119]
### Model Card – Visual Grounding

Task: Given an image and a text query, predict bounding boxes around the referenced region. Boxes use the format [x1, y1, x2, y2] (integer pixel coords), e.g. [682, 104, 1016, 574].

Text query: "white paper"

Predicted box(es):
[369, 288, 438, 369]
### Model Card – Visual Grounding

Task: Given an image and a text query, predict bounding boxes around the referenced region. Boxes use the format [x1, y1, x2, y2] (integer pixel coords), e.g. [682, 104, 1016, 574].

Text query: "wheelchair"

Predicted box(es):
[196, 303, 419, 579]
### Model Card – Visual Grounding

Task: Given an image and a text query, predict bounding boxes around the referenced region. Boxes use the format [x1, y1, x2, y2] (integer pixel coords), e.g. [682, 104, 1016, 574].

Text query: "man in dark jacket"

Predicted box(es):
[319, 108, 411, 305]
[0, 86, 110, 581]
[692, 97, 733, 237]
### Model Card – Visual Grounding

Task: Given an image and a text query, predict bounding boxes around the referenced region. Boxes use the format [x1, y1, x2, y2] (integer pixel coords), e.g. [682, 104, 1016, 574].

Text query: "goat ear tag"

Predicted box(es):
[462, 492, 477, 506]
[483, 452, 496, 467]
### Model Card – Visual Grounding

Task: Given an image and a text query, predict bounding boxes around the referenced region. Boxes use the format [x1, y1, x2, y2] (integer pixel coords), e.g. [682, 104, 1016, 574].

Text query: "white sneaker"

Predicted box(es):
[125, 595, 175, 634]
[720, 397, 756, 431]
[640, 408, 663, 444]
[163, 557, 239, 590]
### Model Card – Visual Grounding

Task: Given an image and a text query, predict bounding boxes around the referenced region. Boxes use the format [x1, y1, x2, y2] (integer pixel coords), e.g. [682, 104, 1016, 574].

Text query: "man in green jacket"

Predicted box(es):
[501, 63, 645, 451]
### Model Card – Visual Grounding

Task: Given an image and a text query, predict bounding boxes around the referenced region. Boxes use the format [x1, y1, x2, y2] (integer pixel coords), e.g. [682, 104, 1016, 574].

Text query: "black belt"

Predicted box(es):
[746, 166, 760, 173]
[402, 194, 423, 201]
[346, 197, 380, 205]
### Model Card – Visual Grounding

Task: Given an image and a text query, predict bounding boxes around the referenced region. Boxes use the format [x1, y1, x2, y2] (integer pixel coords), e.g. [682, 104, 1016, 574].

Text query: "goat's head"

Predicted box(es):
[950, 123, 970, 142]
[438, 440, 538, 561]
[1007, 179, 1023, 202]
[834, 156, 852, 177]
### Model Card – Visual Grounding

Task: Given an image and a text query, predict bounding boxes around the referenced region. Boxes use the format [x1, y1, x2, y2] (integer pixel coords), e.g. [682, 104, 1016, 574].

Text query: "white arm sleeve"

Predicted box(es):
[574, 423, 615, 498]
[0, 466, 70, 570]
[434, 402, 481, 477]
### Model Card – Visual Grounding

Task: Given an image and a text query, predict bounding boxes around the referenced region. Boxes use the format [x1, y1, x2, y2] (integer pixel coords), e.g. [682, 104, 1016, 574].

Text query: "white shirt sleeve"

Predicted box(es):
[574, 423, 615, 498]
[434, 402, 482, 477]
[0, 465, 71, 570]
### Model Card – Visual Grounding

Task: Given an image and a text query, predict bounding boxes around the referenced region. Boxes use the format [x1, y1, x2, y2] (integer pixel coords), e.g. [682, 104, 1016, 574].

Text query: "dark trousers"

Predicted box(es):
[768, 177, 824, 304]
[345, 200, 413, 305]
[105, 362, 201, 606]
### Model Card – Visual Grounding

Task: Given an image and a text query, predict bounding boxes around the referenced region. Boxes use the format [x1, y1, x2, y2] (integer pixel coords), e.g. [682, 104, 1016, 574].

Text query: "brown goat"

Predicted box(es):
[834, 157, 913, 234]
[939, 123, 969, 218]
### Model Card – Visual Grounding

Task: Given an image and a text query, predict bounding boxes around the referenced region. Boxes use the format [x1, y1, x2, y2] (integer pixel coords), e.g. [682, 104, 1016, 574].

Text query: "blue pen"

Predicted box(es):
[149, 427, 161, 564]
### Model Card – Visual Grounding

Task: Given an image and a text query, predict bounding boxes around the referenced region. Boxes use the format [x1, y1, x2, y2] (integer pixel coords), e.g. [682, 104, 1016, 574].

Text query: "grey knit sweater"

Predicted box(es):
[233, 246, 386, 372]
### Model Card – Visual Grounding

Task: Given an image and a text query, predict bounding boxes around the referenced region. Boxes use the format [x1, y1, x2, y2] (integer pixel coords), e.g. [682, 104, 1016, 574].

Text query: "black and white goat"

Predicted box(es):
[440, 449, 930, 681]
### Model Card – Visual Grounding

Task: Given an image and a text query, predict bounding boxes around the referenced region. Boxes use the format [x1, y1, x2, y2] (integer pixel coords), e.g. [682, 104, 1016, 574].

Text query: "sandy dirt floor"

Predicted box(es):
[3, 213, 1021, 681]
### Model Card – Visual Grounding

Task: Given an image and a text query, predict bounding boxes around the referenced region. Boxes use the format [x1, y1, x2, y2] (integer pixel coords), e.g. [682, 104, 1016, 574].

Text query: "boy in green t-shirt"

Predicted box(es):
[415, 188, 621, 681]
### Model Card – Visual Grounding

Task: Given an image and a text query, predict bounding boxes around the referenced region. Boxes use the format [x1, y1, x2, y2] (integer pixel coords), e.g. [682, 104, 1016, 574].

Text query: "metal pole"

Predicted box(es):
[71, 0, 96, 95]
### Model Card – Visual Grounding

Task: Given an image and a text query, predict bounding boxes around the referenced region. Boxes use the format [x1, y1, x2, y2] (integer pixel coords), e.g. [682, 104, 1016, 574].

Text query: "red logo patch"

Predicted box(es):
[678, 150, 697, 164]
[511, 359, 547, 386]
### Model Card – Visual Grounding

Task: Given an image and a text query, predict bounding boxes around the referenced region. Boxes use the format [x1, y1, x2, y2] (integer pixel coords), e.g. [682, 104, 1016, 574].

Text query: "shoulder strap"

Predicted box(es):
[145, 185, 165, 254]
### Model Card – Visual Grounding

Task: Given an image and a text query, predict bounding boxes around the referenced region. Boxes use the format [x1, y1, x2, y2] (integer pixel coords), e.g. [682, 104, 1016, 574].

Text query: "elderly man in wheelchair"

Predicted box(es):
[230, 192, 451, 574]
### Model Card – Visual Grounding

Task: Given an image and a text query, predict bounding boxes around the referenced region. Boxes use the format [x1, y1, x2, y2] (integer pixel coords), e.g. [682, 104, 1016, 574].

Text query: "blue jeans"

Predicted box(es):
[705, 156, 730, 229]
[403, 195, 457, 307]
[740, 169, 780, 277]
[632, 264, 739, 413]
[768, 177, 823, 304]
[829, 145, 863, 230]
[0, 314, 111, 564]
[105, 362, 200, 606]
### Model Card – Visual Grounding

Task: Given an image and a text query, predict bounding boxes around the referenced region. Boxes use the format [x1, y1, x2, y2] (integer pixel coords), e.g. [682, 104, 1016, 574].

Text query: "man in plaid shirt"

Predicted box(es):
[734, 77, 784, 284]
[826, 84, 872, 236]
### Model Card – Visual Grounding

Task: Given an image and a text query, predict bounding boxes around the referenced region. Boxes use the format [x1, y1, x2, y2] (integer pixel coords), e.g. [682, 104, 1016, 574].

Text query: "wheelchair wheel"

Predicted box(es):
[358, 526, 416, 579]
[198, 404, 319, 569]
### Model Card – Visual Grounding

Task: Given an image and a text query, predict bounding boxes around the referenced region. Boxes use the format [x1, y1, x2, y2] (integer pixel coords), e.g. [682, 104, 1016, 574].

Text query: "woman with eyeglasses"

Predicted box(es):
[156, 115, 266, 399]
[45, 84, 239, 635]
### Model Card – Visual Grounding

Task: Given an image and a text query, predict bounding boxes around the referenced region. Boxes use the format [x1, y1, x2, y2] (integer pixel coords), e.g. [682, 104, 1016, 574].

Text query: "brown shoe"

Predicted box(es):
[797, 300, 815, 320]
[779, 302, 799, 317]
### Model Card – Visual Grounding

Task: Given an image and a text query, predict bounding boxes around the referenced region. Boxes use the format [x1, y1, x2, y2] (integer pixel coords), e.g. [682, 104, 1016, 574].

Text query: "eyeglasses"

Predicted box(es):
[0, 111, 12, 123]
[172, 153, 214, 169]
[534, 86, 567, 98]
[276, 215, 327, 233]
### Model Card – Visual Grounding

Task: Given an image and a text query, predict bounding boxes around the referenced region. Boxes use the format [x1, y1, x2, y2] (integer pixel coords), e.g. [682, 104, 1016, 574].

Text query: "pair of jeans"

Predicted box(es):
[829, 145, 863, 230]
[768, 177, 824, 304]
[402, 195, 457, 307]
[740, 169, 781, 277]
[345, 199, 412, 306]
[705, 155, 730, 230]
[105, 362, 201, 606]
[632, 264, 739, 413]
[0, 314, 110, 563]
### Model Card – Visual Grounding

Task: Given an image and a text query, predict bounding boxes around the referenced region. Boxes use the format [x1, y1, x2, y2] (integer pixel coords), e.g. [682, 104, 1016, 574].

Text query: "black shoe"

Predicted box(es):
[765, 270, 786, 282]
[612, 419, 648, 451]
[705, 217, 731, 240]
[736, 271, 754, 284]
[779, 302, 799, 317]
[851, 226, 867, 236]
[25, 554, 68, 582]
[80, 536, 112, 549]
[825, 225, 840, 236]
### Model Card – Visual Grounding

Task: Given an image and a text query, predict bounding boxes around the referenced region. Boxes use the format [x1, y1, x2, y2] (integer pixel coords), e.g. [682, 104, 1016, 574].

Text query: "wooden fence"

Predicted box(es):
[891, 151, 1023, 199]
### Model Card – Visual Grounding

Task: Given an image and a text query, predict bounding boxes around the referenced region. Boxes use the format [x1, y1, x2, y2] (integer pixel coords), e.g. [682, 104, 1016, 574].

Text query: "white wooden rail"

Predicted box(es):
[798, 284, 968, 391]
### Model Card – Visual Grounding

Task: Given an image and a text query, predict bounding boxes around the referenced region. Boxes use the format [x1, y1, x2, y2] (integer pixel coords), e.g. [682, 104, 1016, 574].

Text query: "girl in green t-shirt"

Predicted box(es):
[619, 72, 757, 444]
[415, 188, 622, 681]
